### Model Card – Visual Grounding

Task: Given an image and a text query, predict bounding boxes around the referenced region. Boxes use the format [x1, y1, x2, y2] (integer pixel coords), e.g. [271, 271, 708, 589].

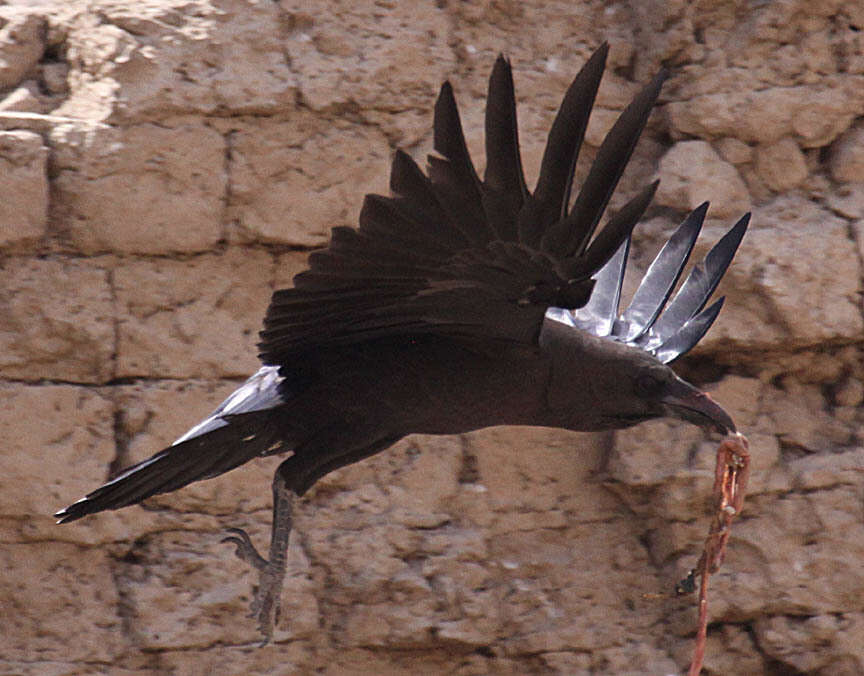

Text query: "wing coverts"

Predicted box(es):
[259, 44, 674, 365]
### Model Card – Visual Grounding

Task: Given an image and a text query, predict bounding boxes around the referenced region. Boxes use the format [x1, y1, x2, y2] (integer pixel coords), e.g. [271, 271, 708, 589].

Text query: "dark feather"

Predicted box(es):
[525, 43, 609, 245]
[54, 412, 280, 523]
[483, 55, 528, 240]
[541, 69, 667, 257]
[389, 150, 468, 249]
[432, 82, 491, 244]
[355, 194, 457, 257]
[433, 81, 481, 190]
[566, 180, 659, 279]
[259, 51, 739, 369]
[570, 237, 630, 337]
[427, 156, 492, 246]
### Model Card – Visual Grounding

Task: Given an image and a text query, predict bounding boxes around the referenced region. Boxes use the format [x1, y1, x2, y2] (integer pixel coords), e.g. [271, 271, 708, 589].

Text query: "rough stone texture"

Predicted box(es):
[655, 140, 751, 217]
[755, 137, 809, 192]
[0, 130, 48, 246]
[829, 182, 864, 220]
[0, 385, 113, 521]
[58, 0, 296, 122]
[113, 247, 272, 378]
[699, 196, 863, 352]
[0, 257, 115, 382]
[830, 123, 864, 183]
[226, 115, 392, 247]
[51, 121, 226, 254]
[0, 543, 124, 663]
[1, 1, 863, 675]
[0, 81, 51, 114]
[0, 10, 45, 89]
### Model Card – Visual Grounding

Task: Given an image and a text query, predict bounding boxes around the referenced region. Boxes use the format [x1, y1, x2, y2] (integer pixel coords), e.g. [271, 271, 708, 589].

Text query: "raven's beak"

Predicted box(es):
[662, 377, 736, 434]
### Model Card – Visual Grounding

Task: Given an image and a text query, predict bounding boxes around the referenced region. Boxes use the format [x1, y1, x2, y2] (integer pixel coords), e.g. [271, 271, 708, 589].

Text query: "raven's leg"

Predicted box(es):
[221, 458, 296, 643]
[221, 434, 403, 641]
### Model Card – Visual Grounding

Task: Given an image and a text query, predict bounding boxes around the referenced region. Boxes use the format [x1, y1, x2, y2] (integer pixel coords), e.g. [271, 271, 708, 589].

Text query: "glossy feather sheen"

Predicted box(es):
[616, 202, 707, 341]
[567, 209, 749, 363]
[653, 298, 725, 363]
[638, 213, 750, 351]
[569, 236, 630, 337]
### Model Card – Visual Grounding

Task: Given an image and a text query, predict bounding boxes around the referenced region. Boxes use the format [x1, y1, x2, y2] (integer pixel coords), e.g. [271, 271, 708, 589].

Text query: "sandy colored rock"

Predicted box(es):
[58, 0, 295, 122]
[118, 529, 319, 649]
[655, 140, 751, 218]
[0, 543, 124, 662]
[667, 79, 864, 147]
[0, 384, 113, 520]
[696, 624, 769, 675]
[156, 642, 317, 676]
[681, 486, 864, 620]
[0, 130, 47, 247]
[114, 248, 272, 378]
[0, 257, 114, 382]
[0, 10, 45, 89]
[715, 137, 753, 165]
[0, 81, 50, 113]
[755, 137, 809, 191]
[227, 115, 391, 247]
[0, 662, 120, 676]
[829, 123, 864, 183]
[276, 0, 455, 113]
[41, 61, 68, 96]
[699, 196, 863, 352]
[828, 183, 864, 220]
[855, 219, 864, 265]
[755, 613, 864, 674]
[51, 121, 225, 254]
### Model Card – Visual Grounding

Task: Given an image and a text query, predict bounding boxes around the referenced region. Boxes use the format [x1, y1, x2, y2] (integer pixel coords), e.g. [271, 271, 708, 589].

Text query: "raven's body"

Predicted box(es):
[255, 334, 555, 494]
[57, 44, 747, 641]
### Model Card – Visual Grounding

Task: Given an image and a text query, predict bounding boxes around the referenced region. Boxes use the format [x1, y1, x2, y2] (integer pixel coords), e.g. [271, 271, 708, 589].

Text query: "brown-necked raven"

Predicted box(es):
[57, 44, 748, 641]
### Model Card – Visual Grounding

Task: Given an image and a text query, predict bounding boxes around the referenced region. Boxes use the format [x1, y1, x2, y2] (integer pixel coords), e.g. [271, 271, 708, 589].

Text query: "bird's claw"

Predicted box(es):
[220, 527, 268, 571]
[220, 527, 283, 643]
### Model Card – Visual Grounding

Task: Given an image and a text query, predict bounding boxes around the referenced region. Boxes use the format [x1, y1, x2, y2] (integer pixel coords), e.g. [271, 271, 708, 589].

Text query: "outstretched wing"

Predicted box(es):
[260, 44, 669, 366]
[562, 206, 750, 363]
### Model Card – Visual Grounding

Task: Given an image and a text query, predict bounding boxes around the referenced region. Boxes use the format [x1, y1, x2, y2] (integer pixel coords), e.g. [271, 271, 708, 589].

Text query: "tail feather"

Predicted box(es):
[55, 411, 280, 523]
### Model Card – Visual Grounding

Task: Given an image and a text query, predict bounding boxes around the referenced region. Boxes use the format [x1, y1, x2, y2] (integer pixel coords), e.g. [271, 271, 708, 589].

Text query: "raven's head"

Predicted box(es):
[615, 354, 735, 434]
[540, 317, 736, 435]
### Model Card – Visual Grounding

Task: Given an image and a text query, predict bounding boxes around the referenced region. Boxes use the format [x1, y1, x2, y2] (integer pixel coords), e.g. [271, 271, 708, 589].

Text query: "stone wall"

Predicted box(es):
[1, 1, 863, 674]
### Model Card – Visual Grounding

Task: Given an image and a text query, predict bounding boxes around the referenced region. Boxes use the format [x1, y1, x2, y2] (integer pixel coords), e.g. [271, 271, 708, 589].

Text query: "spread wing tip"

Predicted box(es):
[653, 296, 725, 363]
[571, 207, 748, 359]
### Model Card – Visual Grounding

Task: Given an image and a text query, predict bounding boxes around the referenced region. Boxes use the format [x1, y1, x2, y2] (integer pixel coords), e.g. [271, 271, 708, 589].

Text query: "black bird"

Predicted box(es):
[56, 44, 749, 641]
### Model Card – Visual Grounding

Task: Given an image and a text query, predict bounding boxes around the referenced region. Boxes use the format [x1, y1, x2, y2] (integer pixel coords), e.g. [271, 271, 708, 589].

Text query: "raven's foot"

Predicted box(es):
[222, 527, 268, 571]
[220, 478, 294, 644]
[221, 526, 286, 644]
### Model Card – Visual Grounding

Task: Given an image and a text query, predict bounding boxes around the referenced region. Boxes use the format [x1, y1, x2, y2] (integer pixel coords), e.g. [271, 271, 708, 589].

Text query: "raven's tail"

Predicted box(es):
[55, 411, 282, 523]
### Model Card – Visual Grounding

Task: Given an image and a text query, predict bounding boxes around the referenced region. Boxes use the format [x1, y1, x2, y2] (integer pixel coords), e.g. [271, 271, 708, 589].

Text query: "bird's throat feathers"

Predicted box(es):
[538, 315, 666, 429]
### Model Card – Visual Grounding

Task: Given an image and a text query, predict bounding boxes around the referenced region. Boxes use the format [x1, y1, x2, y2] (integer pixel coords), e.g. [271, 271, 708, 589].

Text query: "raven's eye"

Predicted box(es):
[635, 374, 663, 398]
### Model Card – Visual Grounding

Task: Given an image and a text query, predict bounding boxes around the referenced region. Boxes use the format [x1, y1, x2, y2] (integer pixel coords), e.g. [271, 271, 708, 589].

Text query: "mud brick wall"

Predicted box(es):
[1, 1, 863, 674]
